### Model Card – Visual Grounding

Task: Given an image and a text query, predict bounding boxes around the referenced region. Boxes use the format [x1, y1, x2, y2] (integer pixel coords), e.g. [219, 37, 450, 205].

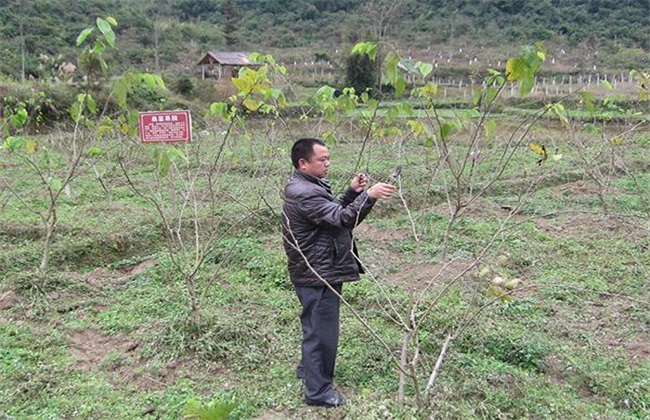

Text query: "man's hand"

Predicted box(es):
[367, 182, 396, 199]
[351, 173, 368, 192]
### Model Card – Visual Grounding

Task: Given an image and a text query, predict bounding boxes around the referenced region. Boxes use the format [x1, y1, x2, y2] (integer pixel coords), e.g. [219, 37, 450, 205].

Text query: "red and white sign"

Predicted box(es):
[139, 110, 192, 143]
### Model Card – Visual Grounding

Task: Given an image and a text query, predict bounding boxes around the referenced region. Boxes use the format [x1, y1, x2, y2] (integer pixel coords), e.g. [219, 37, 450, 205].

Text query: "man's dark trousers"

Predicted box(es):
[294, 283, 342, 402]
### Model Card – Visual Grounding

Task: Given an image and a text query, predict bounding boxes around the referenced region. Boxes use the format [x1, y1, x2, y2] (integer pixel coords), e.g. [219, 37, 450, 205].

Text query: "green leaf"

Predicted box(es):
[440, 122, 453, 141]
[397, 102, 414, 117]
[529, 142, 548, 165]
[315, 85, 336, 100]
[471, 89, 483, 107]
[96, 124, 112, 138]
[610, 136, 624, 146]
[231, 77, 249, 93]
[351, 42, 378, 61]
[548, 103, 568, 126]
[399, 59, 418, 75]
[408, 120, 425, 137]
[97, 18, 116, 47]
[534, 41, 547, 60]
[259, 104, 276, 114]
[519, 76, 535, 96]
[579, 91, 596, 114]
[72, 94, 86, 117]
[76, 28, 94, 46]
[242, 98, 261, 111]
[266, 54, 276, 65]
[258, 85, 273, 100]
[113, 77, 130, 109]
[91, 39, 106, 55]
[25, 139, 39, 154]
[386, 126, 402, 137]
[50, 178, 63, 191]
[209, 102, 228, 118]
[505, 44, 546, 96]
[386, 106, 399, 123]
[143, 74, 157, 89]
[70, 101, 83, 122]
[394, 77, 407, 97]
[99, 57, 109, 76]
[3, 136, 24, 152]
[505, 57, 524, 83]
[106, 16, 118, 26]
[484, 120, 496, 139]
[485, 86, 499, 105]
[367, 98, 379, 113]
[416, 62, 433, 78]
[385, 51, 400, 86]
[86, 95, 97, 114]
[11, 108, 28, 128]
[88, 147, 102, 157]
[416, 82, 438, 101]
[152, 74, 166, 88]
[183, 399, 238, 420]
[166, 147, 186, 164]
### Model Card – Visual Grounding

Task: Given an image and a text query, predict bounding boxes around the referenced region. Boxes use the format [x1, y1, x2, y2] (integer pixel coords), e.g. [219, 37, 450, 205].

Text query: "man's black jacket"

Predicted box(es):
[282, 170, 376, 287]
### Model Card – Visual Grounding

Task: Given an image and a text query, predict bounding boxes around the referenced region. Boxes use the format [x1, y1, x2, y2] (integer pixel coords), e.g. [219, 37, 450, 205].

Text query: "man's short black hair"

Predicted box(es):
[291, 138, 326, 169]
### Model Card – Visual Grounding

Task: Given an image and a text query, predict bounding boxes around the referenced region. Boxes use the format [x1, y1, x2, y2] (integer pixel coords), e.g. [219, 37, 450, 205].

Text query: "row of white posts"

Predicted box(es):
[283, 63, 638, 98]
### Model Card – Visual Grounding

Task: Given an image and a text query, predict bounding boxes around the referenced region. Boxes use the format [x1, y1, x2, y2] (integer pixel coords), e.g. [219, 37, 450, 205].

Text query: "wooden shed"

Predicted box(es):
[197, 52, 262, 80]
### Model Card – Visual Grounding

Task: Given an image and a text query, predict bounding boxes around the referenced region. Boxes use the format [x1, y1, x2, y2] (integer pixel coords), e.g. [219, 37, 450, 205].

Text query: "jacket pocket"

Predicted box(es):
[311, 237, 334, 266]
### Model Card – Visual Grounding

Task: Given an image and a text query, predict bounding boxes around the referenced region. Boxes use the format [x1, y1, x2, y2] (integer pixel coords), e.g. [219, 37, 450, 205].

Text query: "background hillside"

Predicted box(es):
[1, 0, 649, 80]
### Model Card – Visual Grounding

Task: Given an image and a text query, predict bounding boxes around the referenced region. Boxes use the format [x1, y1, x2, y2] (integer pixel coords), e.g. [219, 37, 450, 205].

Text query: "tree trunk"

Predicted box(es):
[40, 217, 55, 271]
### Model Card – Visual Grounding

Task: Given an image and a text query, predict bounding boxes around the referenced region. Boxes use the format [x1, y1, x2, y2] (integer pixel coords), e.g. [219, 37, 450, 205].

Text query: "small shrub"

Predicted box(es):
[147, 311, 270, 362]
[172, 76, 198, 99]
[345, 52, 379, 96]
[127, 83, 169, 111]
[482, 334, 548, 372]
[183, 398, 239, 420]
[196, 80, 236, 104]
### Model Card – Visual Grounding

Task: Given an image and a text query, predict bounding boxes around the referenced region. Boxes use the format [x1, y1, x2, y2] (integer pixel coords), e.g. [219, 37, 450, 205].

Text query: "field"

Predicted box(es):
[1, 60, 650, 420]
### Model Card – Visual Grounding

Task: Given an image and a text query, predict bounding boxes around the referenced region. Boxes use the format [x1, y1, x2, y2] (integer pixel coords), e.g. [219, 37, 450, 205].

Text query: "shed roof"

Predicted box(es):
[197, 52, 261, 66]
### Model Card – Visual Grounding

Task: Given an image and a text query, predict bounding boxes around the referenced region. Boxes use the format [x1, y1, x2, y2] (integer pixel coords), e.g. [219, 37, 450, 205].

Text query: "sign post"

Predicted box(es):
[139, 110, 192, 143]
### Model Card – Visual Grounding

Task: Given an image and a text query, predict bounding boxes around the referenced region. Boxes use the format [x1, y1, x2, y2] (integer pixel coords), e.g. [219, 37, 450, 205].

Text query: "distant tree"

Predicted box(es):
[144, 0, 175, 73]
[173, 0, 218, 22]
[314, 0, 357, 12]
[345, 51, 378, 95]
[222, 0, 239, 47]
[174, 75, 197, 98]
[361, 0, 404, 40]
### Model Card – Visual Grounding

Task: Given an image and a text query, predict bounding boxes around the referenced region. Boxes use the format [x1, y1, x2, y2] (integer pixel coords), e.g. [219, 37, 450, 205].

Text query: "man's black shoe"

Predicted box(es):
[305, 392, 347, 408]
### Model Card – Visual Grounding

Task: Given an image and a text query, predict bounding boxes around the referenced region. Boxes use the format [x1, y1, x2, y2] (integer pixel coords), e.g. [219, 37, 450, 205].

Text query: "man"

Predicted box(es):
[281, 138, 395, 407]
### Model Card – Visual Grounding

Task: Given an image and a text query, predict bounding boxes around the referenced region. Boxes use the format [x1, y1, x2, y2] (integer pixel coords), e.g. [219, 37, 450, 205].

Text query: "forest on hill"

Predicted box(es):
[0, 0, 649, 80]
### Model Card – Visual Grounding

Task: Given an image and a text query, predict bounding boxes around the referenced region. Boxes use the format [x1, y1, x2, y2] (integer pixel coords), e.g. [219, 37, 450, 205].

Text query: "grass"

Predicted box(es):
[1, 101, 649, 420]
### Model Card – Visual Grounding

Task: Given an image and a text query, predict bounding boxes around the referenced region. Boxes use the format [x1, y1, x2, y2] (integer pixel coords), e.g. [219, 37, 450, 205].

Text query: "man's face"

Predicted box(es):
[299, 144, 330, 179]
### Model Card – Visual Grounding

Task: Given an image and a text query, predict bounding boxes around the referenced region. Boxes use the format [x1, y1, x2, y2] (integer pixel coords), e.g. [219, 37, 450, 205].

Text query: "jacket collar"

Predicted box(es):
[293, 169, 331, 192]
